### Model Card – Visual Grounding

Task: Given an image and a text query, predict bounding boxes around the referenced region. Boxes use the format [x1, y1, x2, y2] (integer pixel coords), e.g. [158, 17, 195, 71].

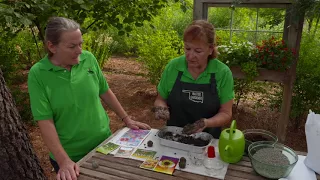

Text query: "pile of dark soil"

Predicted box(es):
[162, 131, 210, 147]
[245, 134, 271, 142]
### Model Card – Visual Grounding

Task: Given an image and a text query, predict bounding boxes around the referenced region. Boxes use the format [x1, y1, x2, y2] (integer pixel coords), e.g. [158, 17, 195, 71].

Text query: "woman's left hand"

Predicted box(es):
[182, 118, 207, 135]
[123, 116, 151, 130]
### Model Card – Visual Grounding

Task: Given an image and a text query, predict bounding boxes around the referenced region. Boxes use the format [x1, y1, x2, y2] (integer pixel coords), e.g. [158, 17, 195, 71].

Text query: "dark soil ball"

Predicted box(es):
[180, 157, 186, 163]
[92, 161, 99, 169]
[179, 157, 187, 169]
[147, 140, 153, 147]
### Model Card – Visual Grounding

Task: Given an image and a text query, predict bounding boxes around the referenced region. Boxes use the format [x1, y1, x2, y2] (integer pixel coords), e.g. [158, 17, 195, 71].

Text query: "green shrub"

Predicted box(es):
[0, 30, 39, 123]
[123, 1, 192, 84]
[108, 1, 188, 84]
[0, 39, 19, 82]
[109, 0, 192, 56]
[82, 30, 117, 68]
[269, 34, 320, 127]
[104, 26, 133, 55]
[136, 30, 183, 84]
[208, 7, 231, 29]
[169, 1, 193, 38]
[11, 89, 33, 122]
[13, 29, 44, 69]
[218, 41, 255, 66]
[1, 29, 44, 84]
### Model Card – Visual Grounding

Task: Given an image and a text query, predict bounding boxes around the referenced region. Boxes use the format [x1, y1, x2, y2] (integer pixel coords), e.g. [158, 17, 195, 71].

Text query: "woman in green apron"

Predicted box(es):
[154, 20, 234, 138]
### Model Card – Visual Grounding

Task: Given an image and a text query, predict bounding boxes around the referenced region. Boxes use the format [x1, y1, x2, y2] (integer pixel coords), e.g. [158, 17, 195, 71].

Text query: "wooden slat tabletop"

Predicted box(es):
[77, 129, 320, 180]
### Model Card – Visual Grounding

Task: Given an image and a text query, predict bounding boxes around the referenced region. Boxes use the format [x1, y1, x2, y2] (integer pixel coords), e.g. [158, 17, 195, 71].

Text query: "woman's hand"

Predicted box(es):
[182, 118, 207, 135]
[153, 106, 170, 121]
[56, 158, 79, 180]
[123, 116, 151, 130]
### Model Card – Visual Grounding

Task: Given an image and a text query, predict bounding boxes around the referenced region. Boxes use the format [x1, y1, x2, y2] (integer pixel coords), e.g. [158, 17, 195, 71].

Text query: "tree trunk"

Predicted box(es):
[0, 68, 46, 180]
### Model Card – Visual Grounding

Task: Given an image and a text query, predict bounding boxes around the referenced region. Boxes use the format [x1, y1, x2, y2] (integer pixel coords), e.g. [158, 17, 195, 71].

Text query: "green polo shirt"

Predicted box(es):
[158, 55, 234, 104]
[28, 50, 112, 162]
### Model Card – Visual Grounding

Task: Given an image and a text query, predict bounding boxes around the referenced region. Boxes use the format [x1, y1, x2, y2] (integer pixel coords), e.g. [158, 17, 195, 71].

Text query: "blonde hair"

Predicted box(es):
[183, 20, 218, 59]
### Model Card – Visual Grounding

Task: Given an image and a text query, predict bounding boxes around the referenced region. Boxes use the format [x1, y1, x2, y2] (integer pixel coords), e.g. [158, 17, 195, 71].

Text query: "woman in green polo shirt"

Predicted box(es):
[154, 20, 234, 139]
[28, 17, 150, 180]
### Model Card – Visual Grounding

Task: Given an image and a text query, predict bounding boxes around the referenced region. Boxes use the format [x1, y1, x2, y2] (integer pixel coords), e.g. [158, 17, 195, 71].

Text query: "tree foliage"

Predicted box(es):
[229, 0, 320, 32]
[0, 0, 177, 42]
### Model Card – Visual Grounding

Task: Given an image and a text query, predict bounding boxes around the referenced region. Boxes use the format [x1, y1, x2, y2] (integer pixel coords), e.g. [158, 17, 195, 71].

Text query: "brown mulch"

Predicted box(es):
[25, 56, 308, 179]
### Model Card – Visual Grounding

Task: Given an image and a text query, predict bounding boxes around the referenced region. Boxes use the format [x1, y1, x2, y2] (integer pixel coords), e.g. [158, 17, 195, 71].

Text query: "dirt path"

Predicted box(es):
[26, 56, 307, 179]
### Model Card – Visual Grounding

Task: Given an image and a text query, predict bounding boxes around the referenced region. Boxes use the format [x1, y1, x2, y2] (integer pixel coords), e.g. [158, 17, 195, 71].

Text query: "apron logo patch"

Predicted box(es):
[182, 90, 204, 103]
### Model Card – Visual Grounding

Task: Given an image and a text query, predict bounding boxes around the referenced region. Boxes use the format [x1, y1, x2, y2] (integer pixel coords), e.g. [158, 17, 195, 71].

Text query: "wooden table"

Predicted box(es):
[77, 129, 320, 180]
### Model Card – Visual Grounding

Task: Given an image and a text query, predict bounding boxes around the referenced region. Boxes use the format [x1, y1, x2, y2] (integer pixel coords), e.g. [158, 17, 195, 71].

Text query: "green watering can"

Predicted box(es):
[219, 120, 245, 163]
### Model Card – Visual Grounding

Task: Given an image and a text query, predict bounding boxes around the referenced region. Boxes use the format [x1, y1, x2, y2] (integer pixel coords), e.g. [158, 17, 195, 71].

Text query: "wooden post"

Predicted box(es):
[193, 0, 203, 20]
[203, 3, 209, 20]
[193, 0, 209, 20]
[277, 6, 305, 142]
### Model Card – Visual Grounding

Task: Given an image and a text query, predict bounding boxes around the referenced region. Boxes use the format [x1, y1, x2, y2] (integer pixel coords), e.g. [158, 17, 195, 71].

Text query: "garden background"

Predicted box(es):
[0, 0, 320, 178]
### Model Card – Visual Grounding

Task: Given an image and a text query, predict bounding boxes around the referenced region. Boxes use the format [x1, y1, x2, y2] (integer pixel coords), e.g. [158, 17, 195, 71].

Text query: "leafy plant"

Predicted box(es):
[136, 30, 183, 84]
[269, 34, 320, 128]
[0, 0, 174, 43]
[82, 31, 117, 68]
[0, 35, 19, 82]
[112, 0, 192, 56]
[0, 32, 35, 123]
[13, 29, 44, 69]
[218, 36, 296, 71]
[218, 41, 255, 67]
[241, 61, 259, 82]
[254, 37, 296, 71]
[10, 89, 33, 123]
[169, 0, 193, 38]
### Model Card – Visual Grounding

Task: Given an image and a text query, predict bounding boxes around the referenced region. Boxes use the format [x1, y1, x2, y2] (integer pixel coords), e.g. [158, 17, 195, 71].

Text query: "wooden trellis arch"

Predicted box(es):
[193, 0, 305, 142]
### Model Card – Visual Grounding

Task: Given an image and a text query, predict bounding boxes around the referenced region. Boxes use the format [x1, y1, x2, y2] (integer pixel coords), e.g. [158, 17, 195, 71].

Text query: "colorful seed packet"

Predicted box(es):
[116, 129, 151, 147]
[153, 156, 179, 175]
[114, 146, 135, 158]
[140, 159, 159, 170]
[96, 142, 119, 155]
[131, 149, 157, 161]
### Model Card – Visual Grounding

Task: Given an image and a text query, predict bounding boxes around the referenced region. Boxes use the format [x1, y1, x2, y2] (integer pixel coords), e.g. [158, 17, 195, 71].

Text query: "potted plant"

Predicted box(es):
[254, 36, 296, 71]
[217, 36, 296, 81]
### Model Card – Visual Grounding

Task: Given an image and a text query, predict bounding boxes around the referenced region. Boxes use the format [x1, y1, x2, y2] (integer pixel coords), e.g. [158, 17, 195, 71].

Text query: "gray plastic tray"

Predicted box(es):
[157, 126, 213, 154]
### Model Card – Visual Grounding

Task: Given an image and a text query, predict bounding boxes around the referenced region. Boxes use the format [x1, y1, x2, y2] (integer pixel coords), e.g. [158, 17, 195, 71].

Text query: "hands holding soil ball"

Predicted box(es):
[182, 118, 206, 135]
[153, 106, 170, 120]
[162, 131, 210, 147]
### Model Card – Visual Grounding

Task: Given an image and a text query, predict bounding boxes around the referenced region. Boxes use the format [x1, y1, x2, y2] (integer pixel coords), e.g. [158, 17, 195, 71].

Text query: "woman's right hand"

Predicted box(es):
[37, 120, 79, 180]
[153, 106, 170, 121]
[57, 158, 80, 180]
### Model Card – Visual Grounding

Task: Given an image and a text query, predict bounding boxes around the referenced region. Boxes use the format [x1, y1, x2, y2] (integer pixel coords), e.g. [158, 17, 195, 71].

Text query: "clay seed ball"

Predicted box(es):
[147, 140, 153, 147]
[179, 157, 187, 169]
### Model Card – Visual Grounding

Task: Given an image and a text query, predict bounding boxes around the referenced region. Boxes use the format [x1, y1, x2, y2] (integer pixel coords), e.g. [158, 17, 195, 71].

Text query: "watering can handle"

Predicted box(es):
[229, 120, 236, 140]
